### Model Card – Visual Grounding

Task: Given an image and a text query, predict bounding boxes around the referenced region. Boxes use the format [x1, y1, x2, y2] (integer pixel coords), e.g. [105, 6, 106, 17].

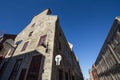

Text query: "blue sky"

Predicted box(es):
[0, 0, 120, 79]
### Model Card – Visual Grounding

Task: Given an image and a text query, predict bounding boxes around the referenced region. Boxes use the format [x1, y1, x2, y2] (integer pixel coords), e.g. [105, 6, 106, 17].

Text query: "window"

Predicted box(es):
[64, 47, 67, 56]
[29, 31, 33, 37]
[111, 38, 118, 49]
[37, 35, 47, 47]
[59, 41, 61, 50]
[72, 75, 75, 80]
[8, 48, 14, 55]
[21, 41, 29, 51]
[0, 37, 3, 43]
[31, 23, 35, 27]
[113, 38, 118, 45]
[59, 32, 61, 36]
[9, 59, 22, 80]
[19, 69, 26, 80]
[0, 62, 8, 78]
[65, 72, 68, 80]
[27, 55, 42, 80]
[59, 69, 63, 80]
[118, 26, 120, 33]
[0, 55, 3, 63]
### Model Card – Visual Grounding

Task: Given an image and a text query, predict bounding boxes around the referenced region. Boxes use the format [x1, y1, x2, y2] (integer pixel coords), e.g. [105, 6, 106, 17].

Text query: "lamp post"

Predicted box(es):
[55, 55, 62, 66]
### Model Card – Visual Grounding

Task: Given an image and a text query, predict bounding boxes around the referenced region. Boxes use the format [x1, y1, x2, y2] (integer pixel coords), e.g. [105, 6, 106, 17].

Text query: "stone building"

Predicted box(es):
[91, 17, 120, 80]
[0, 9, 84, 80]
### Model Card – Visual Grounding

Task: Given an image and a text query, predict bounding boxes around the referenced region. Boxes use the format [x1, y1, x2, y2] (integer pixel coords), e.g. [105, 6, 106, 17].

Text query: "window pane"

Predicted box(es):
[9, 59, 22, 80]
[19, 69, 26, 80]
[26, 55, 42, 80]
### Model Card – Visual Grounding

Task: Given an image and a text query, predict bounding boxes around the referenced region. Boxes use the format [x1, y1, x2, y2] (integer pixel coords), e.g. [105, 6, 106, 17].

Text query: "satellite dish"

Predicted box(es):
[16, 40, 22, 45]
[55, 55, 62, 65]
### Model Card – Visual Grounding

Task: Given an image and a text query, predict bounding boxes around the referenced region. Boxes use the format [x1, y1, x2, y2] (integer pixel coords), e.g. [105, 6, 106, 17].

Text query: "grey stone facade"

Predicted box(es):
[94, 17, 120, 80]
[0, 9, 83, 80]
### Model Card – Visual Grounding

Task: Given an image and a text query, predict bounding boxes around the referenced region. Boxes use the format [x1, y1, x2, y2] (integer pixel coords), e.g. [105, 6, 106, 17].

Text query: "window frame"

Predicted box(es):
[37, 35, 47, 47]
[21, 41, 29, 51]
[26, 55, 42, 80]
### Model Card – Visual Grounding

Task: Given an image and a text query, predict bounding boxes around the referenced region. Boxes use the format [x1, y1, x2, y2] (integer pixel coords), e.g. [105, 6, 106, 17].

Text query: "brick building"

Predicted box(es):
[91, 17, 120, 80]
[0, 9, 84, 80]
